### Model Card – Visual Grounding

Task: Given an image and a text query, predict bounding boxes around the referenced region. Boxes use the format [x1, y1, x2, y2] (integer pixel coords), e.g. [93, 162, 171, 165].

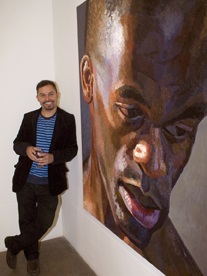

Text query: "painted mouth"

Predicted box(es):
[119, 185, 160, 229]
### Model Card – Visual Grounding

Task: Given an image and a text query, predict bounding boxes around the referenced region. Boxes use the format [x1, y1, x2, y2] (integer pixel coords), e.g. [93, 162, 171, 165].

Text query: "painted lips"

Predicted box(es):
[119, 185, 160, 229]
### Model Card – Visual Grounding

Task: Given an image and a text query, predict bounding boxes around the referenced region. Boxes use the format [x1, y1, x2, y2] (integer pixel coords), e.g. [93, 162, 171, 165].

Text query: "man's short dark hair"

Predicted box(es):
[36, 80, 57, 93]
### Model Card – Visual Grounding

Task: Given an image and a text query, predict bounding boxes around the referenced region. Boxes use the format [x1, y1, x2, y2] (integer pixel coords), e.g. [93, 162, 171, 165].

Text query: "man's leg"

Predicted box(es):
[4, 182, 37, 269]
[17, 183, 39, 259]
[26, 183, 58, 276]
[5, 183, 58, 262]
[22, 183, 58, 261]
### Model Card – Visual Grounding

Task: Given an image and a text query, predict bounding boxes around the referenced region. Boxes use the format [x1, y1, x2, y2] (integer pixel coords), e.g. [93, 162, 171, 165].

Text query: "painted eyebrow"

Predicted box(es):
[115, 85, 150, 108]
[168, 103, 207, 123]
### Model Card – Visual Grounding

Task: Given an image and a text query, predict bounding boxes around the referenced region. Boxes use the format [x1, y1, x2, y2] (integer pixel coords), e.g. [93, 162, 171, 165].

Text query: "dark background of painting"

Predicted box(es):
[77, 2, 91, 161]
[77, 2, 207, 274]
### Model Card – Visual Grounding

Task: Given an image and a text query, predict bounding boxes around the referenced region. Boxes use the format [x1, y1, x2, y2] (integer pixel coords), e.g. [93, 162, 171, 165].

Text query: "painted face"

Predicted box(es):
[36, 84, 58, 113]
[89, 8, 207, 248]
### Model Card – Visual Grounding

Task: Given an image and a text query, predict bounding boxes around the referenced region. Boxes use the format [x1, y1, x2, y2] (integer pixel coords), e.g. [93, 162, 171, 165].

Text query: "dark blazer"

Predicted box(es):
[12, 107, 78, 195]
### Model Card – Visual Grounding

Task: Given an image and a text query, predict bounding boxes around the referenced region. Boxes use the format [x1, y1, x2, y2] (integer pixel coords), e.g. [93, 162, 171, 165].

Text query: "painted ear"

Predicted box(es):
[80, 55, 93, 104]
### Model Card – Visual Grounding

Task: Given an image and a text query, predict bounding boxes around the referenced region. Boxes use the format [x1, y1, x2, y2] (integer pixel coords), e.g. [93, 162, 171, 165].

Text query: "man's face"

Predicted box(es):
[88, 8, 207, 248]
[36, 84, 58, 112]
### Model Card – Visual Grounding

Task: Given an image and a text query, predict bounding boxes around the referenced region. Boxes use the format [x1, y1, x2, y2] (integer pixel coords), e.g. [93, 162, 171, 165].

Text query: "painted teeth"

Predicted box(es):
[119, 186, 132, 211]
[124, 190, 132, 210]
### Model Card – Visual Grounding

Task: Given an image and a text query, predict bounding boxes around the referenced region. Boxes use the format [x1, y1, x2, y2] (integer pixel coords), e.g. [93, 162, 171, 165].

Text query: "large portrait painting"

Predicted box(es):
[77, 1, 207, 275]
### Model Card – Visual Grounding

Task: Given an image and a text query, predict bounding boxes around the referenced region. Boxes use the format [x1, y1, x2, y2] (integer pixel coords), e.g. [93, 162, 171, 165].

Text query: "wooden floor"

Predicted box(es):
[0, 237, 96, 276]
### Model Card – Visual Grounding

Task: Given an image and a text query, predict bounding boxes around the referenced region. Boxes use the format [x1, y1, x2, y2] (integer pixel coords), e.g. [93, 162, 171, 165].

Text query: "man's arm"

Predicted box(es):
[13, 114, 32, 156]
[51, 114, 78, 165]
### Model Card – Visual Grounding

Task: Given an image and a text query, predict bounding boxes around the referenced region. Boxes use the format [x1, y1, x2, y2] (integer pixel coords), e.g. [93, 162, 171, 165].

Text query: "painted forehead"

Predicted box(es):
[89, 2, 207, 81]
[87, 0, 205, 54]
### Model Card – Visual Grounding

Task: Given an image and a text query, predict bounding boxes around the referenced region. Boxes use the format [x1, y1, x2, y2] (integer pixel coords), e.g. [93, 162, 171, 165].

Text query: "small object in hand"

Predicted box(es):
[35, 150, 44, 168]
[36, 150, 43, 158]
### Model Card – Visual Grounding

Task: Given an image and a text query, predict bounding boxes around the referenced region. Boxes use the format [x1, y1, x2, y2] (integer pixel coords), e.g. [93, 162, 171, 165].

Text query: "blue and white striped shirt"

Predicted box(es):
[27, 113, 57, 184]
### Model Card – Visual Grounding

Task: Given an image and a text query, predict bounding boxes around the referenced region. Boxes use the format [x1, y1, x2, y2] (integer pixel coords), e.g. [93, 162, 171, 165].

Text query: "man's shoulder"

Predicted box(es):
[57, 107, 75, 119]
[24, 108, 41, 117]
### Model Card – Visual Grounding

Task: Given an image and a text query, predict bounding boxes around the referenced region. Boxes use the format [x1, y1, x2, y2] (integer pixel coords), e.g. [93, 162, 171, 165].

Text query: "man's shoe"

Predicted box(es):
[4, 237, 17, 269]
[27, 259, 40, 276]
[6, 249, 17, 269]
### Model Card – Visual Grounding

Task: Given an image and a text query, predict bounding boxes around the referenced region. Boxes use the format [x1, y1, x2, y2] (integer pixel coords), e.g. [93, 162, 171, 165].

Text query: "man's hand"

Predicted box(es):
[26, 146, 54, 165]
[26, 146, 40, 161]
[36, 152, 54, 167]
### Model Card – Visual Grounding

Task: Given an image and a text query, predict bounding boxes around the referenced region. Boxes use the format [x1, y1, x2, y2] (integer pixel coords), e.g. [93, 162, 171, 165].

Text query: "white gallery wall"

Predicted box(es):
[1, 0, 206, 275]
[0, 0, 62, 251]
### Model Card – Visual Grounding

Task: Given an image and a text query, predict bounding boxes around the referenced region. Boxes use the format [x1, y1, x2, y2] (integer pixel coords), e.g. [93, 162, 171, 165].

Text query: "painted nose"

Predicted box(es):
[133, 128, 167, 178]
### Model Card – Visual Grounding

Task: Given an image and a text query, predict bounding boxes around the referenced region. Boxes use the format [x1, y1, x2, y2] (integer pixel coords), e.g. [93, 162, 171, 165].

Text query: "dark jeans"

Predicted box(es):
[10, 182, 58, 260]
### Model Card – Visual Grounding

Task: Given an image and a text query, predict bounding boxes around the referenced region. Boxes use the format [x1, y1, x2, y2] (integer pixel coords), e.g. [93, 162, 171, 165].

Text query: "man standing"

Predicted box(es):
[5, 80, 78, 275]
[80, 0, 207, 274]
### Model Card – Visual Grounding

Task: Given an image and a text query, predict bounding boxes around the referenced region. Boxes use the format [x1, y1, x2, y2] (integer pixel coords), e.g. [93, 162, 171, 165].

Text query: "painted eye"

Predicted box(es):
[119, 106, 140, 118]
[164, 123, 194, 143]
[116, 102, 143, 120]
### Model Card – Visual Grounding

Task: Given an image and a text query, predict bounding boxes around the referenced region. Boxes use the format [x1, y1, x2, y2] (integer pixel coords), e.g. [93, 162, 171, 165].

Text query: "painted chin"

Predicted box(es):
[118, 185, 160, 229]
